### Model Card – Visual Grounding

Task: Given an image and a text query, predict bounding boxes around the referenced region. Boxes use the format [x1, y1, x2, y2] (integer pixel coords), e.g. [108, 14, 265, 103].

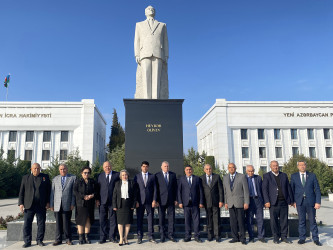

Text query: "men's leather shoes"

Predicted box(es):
[273, 239, 280, 244]
[241, 240, 247, 245]
[137, 238, 142, 244]
[37, 241, 45, 247]
[183, 238, 191, 242]
[149, 238, 157, 243]
[249, 237, 255, 243]
[314, 240, 322, 246]
[298, 239, 306, 244]
[215, 237, 221, 242]
[98, 239, 106, 244]
[282, 238, 292, 244]
[207, 236, 213, 241]
[66, 241, 73, 245]
[22, 242, 31, 248]
[52, 241, 62, 246]
[229, 238, 239, 243]
[110, 238, 118, 243]
[259, 238, 267, 243]
[195, 237, 203, 243]
[168, 237, 177, 242]
[160, 237, 165, 243]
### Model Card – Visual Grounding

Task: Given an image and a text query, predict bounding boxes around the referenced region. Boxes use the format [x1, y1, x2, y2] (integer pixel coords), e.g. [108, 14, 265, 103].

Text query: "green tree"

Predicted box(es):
[108, 109, 125, 153]
[283, 154, 333, 195]
[107, 144, 125, 172]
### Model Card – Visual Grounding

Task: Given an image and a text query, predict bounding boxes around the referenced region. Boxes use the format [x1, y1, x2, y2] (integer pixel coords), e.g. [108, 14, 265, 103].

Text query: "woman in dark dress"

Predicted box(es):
[74, 166, 98, 244]
[113, 169, 138, 245]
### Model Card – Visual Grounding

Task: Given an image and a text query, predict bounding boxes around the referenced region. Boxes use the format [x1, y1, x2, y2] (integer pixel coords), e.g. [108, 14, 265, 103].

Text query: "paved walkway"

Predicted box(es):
[1, 198, 332, 249]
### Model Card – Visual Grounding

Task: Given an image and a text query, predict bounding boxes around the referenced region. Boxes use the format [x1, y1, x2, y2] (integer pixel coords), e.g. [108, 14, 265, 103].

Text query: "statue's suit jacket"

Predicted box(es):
[134, 19, 169, 61]
[50, 174, 76, 212]
[223, 173, 250, 208]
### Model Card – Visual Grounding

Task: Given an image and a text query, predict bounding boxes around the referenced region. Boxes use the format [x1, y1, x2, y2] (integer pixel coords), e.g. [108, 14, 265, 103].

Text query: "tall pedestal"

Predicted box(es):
[124, 99, 184, 176]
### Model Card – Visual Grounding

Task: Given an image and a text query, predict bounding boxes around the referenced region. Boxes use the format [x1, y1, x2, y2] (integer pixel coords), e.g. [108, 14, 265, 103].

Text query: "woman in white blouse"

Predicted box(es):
[113, 169, 139, 245]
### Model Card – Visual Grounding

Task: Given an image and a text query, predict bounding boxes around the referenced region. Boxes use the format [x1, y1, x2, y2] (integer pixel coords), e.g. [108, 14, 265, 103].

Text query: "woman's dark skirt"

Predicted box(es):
[117, 198, 133, 225]
[76, 204, 95, 226]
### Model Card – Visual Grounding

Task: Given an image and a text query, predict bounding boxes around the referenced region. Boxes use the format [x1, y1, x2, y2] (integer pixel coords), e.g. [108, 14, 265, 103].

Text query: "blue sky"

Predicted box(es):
[1, 0, 333, 152]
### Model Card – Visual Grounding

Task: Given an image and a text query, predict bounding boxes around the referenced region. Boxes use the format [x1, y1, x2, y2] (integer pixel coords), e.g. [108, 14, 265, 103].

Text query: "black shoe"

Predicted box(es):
[241, 240, 247, 245]
[168, 237, 177, 242]
[52, 241, 62, 246]
[184, 238, 191, 242]
[207, 235, 213, 241]
[282, 238, 292, 244]
[249, 238, 255, 243]
[195, 238, 203, 243]
[98, 239, 106, 244]
[298, 239, 306, 244]
[314, 240, 322, 246]
[259, 238, 267, 243]
[22, 243, 31, 248]
[273, 239, 280, 244]
[66, 241, 73, 245]
[229, 239, 239, 243]
[37, 241, 45, 247]
[149, 238, 157, 243]
[85, 234, 91, 244]
[137, 238, 142, 244]
[160, 237, 165, 243]
[119, 242, 124, 246]
[110, 238, 118, 243]
[78, 234, 85, 245]
[215, 237, 221, 242]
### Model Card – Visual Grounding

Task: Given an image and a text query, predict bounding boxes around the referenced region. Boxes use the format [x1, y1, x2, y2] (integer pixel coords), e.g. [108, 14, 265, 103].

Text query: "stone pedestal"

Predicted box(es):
[124, 99, 184, 176]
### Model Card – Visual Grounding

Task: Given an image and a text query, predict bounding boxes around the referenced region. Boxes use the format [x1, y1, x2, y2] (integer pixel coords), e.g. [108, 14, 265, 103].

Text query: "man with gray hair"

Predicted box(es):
[50, 164, 76, 246]
[245, 165, 265, 243]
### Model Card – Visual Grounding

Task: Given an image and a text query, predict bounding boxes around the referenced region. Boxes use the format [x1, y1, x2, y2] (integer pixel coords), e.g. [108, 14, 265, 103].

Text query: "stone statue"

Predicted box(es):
[134, 6, 169, 99]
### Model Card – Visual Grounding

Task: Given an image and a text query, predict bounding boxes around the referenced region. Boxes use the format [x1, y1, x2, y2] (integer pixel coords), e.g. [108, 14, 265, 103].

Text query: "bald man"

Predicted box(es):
[19, 163, 51, 248]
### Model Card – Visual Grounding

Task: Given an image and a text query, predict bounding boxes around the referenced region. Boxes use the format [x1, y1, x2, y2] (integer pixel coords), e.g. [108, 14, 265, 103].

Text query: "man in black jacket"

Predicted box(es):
[19, 163, 51, 248]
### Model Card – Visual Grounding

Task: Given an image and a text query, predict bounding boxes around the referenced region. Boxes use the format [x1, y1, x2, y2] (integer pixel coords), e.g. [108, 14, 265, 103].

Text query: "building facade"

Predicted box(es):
[0, 99, 106, 168]
[196, 99, 333, 173]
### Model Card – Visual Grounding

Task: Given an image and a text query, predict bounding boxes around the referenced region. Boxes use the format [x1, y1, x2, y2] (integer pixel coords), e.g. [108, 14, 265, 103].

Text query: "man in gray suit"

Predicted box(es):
[134, 5, 169, 99]
[223, 163, 249, 245]
[50, 164, 76, 245]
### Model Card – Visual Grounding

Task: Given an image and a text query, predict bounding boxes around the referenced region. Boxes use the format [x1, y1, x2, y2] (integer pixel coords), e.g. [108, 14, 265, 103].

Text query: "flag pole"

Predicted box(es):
[6, 86, 8, 102]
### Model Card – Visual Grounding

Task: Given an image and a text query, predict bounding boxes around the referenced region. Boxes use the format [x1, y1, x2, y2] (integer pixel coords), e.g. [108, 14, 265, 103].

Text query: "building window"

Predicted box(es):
[275, 147, 282, 158]
[60, 150, 68, 160]
[260, 166, 267, 174]
[9, 131, 17, 142]
[242, 147, 249, 158]
[309, 147, 316, 158]
[26, 131, 34, 142]
[326, 147, 332, 158]
[292, 147, 299, 156]
[61, 131, 69, 142]
[274, 129, 281, 140]
[291, 129, 298, 140]
[43, 131, 51, 142]
[324, 129, 331, 140]
[258, 129, 265, 140]
[241, 129, 248, 140]
[307, 129, 314, 140]
[7, 150, 15, 158]
[259, 147, 266, 158]
[24, 150, 33, 161]
[42, 150, 50, 161]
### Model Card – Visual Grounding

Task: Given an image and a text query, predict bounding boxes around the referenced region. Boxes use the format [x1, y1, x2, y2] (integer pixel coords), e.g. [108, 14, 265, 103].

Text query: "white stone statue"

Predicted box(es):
[134, 6, 169, 99]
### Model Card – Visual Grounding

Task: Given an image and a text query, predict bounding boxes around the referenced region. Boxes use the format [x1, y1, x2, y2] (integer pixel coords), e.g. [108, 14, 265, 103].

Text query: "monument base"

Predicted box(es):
[124, 99, 184, 176]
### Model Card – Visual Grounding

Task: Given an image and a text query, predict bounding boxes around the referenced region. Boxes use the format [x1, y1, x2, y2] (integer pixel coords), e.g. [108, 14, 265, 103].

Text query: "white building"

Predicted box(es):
[0, 99, 106, 168]
[196, 99, 333, 173]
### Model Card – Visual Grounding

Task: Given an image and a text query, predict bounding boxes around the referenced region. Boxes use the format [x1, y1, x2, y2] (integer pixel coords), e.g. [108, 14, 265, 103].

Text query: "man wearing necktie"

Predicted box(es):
[155, 161, 178, 242]
[178, 165, 204, 243]
[245, 165, 266, 243]
[134, 161, 157, 244]
[96, 161, 120, 244]
[223, 163, 249, 245]
[50, 164, 76, 246]
[200, 164, 224, 242]
[290, 161, 322, 246]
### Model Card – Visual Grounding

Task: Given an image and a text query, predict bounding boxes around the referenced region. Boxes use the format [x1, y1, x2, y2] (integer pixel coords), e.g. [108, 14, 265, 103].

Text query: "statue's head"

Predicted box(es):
[145, 6, 155, 18]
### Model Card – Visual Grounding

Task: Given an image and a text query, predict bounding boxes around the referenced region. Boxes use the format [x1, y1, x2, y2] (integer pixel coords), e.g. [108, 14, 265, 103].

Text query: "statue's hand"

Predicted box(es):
[135, 56, 140, 65]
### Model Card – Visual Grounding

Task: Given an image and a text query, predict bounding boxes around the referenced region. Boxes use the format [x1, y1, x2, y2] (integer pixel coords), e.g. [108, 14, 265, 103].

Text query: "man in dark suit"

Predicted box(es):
[290, 161, 322, 246]
[155, 161, 178, 242]
[178, 165, 204, 243]
[262, 160, 294, 244]
[134, 161, 157, 244]
[223, 163, 249, 245]
[18, 163, 51, 248]
[200, 164, 223, 242]
[245, 165, 266, 243]
[96, 161, 120, 244]
[50, 164, 76, 246]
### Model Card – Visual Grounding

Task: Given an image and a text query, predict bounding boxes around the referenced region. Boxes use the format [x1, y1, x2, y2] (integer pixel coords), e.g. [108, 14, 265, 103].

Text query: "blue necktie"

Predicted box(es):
[164, 173, 168, 185]
[188, 177, 191, 186]
[61, 176, 65, 188]
[248, 177, 255, 196]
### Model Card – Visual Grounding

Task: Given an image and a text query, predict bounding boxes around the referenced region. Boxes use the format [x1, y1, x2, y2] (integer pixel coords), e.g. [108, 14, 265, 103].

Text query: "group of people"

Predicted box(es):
[18, 159, 322, 247]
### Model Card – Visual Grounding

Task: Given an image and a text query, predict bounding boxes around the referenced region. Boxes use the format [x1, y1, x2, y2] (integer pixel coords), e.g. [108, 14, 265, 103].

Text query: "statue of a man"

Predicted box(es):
[134, 6, 169, 99]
